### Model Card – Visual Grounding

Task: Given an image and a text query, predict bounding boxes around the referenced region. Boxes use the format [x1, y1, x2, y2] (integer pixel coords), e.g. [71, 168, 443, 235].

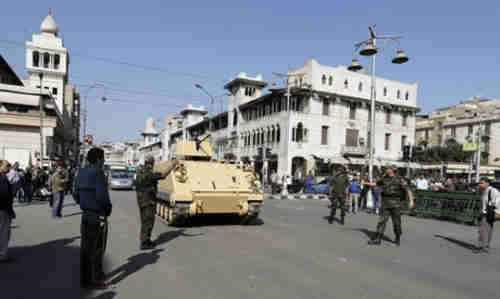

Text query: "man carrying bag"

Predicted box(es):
[475, 177, 500, 254]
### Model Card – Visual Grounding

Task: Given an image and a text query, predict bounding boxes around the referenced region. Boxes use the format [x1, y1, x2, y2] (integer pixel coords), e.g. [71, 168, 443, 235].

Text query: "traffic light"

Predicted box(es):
[265, 148, 272, 158]
[402, 145, 410, 161]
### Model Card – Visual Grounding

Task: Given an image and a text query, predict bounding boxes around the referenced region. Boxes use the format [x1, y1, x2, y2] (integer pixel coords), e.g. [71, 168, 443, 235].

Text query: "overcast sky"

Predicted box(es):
[1, 1, 499, 144]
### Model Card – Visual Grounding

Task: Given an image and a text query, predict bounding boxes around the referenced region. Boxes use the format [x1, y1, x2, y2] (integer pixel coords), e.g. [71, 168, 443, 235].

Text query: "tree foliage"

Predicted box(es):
[413, 138, 474, 163]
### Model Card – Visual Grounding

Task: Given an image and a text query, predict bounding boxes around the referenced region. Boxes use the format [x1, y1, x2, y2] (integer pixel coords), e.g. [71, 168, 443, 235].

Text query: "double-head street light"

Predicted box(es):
[82, 83, 106, 146]
[348, 26, 409, 182]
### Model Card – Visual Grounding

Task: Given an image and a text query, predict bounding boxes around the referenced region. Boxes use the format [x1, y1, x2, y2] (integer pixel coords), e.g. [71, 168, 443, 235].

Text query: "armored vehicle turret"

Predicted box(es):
[154, 136, 264, 226]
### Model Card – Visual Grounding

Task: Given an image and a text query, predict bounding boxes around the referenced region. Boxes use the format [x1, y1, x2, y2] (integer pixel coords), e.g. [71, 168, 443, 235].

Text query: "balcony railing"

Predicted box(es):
[341, 145, 368, 157]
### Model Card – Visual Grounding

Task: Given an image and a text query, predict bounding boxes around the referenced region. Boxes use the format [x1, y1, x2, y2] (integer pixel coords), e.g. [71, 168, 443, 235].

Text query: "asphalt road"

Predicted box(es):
[2, 191, 500, 299]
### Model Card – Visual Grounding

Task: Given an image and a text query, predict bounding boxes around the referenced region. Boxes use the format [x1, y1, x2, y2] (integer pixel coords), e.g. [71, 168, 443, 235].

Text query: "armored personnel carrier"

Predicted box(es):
[154, 136, 264, 226]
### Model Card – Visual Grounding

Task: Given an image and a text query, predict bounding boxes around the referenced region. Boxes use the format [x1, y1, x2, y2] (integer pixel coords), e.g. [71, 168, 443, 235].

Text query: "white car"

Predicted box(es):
[109, 170, 134, 190]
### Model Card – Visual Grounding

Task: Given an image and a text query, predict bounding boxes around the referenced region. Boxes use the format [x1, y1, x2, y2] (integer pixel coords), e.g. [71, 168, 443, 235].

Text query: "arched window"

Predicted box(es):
[397, 90, 401, 99]
[32, 51, 40, 67]
[233, 109, 238, 126]
[405, 92, 409, 101]
[267, 129, 271, 143]
[54, 54, 60, 70]
[43, 52, 50, 68]
[328, 76, 333, 86]
[276, 125, 281, 143]
[358, 82, 363, 92]
[322, 75, 327, 85]
[344, 79, 349, 89]
[383, 87, 387, 97]
[271, 127, 275, 143]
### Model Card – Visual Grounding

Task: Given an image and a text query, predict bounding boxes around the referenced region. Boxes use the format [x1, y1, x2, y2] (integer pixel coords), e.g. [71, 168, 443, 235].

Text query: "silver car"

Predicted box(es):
[109, 170, 134, 190]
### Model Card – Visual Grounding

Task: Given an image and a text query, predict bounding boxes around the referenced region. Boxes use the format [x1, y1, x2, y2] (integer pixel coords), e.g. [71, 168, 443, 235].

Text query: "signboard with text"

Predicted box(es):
[462, 143, 477, 152]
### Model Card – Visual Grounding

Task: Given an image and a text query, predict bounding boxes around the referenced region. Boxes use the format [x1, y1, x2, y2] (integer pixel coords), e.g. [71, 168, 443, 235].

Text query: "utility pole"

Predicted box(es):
[39, 73, 44, 168]
[475, 120, 483, 182]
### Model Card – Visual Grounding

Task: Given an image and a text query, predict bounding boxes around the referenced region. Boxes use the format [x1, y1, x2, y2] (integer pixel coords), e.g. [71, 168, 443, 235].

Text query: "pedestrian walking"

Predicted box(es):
[0, 160, 15, 263]
[368, 166, 414, 246]
[349, 174, 362, 214]
[6, 162, 21, 203]
[328, 165, 349, 225]
[135, 155, 170, 250]
[474, 177, 500, 254]
[73, 147, 113, 289]
[23, 167, 33, 204]
[50, 164, 66, 218]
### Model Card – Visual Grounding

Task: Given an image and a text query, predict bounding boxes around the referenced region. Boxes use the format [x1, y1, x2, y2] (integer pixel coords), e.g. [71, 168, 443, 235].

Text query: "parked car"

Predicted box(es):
[307, 178, 330, 195]
[109, 170, 134, 190]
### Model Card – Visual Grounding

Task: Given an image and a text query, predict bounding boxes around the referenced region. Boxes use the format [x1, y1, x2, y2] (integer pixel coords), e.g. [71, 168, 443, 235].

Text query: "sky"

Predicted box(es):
[1, 1, 499, 144]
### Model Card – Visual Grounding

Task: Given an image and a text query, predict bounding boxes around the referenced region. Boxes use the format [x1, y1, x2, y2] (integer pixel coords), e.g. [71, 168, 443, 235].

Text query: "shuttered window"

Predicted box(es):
[345, 129, 359, 147]
[321, 126, 328, 145]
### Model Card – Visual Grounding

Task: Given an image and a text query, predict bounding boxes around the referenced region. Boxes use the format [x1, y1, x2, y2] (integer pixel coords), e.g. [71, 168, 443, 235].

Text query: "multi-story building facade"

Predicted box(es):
[0, 11, 79, 168]
[164, 59, 419, 179]
[416, 96, 500, 166]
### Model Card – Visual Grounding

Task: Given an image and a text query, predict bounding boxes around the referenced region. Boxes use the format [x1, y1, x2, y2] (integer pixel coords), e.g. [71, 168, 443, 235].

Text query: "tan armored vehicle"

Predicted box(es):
[154, 137, 264, 226]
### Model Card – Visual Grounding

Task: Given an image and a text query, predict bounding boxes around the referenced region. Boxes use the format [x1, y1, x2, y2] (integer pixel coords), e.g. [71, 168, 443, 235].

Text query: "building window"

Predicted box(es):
[43, 52, 50, 68]
[267, 130, 271, 143]
[386, 110, 391, 124]
[402, 114, 408, 127]
[468, 125, 473, 136]
[437, 134, 442, 146]
[33, 51, 40, 67]
[401, 135, 407, 150]
[385, 133, 391, 151]
[276, 126, 280, 143]
[233, 109, 237, 126]
[271, 128, 275, 143]
[321, 126, 328, 145]
[397, 90, 401, 99]
[54, 54, 60, 70]
[52, 87, 58, 95]
[328, 76, 333, 86]
[345, 129, 359, 147]
[344, 79, 348, 89]
[358, 82, 363, 92]
[349, 103, 356, 120]
[296, 123, 304, 142]
[425, 129, 429, 141]
[322, 99, 329, 116]
[322, 75, 326, 85]
[451, 127, 456, 137]
[405, 92, 409, 101]
[383, 87, 387, 97]
[485, 123, 491, 135]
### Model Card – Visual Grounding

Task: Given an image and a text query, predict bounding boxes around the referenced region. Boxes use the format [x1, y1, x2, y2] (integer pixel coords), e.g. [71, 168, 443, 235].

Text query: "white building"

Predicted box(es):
[138, 117, 161, 164]
[164, 59, 419, 179]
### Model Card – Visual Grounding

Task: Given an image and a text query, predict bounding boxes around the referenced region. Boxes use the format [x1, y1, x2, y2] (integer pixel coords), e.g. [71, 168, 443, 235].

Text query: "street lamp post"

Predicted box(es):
[348, 26, 409, 182]
[38, 73, 44, 168]
[82, 83, 105, 146]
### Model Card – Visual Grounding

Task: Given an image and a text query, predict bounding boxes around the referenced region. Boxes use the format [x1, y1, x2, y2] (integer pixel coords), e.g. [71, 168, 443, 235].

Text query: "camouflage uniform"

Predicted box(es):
[135, 157, 164, 248]
[329, 167, 349, 225]
[370, 172, 409, 245]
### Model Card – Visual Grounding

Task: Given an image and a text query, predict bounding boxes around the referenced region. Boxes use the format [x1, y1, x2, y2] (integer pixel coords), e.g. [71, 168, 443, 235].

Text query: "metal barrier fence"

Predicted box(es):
[405, 190, 481, 225]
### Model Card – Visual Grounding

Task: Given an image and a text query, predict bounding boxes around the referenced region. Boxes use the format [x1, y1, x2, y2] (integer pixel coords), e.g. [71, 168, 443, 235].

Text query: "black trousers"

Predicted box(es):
[81, 213, 108, 284]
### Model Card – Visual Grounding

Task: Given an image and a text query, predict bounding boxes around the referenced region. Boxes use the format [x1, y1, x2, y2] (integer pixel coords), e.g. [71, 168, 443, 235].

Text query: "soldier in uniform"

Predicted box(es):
[328, 165, 350, 225]
[368, 165, 414, 246]
[135, 155, 171, 250]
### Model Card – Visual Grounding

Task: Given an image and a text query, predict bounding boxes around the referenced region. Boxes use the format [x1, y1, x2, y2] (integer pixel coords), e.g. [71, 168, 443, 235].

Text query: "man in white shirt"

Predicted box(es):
[475, 177, 500, 254]
[415, 175, 429, 190]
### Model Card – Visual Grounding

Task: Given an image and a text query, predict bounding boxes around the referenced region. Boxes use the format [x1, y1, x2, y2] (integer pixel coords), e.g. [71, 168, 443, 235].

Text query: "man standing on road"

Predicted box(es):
[0, 160, 15, 263]
[368, 166, 414, 246]
[73, 147, 113, 289]
[474, 177, 500, 254]
[328, 165, 349, 225]
[50, 164, 66, 218]
[135, 155, 169, 250]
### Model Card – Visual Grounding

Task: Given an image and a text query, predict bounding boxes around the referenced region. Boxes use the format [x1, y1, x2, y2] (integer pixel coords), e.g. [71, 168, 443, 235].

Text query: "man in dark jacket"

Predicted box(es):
[0, 160, 15, 262]
[73, 148, 113, 289]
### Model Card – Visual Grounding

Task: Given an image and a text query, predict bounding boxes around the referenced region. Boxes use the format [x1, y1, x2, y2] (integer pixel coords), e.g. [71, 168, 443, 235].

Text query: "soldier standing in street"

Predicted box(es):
[328, 165, 349, 225]
[368, 165, 414, 246]
[135, 155, 167, 250]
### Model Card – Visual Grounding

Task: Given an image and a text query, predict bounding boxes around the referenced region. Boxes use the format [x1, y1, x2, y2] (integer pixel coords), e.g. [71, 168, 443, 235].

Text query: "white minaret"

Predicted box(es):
[25, 9, 69, 114]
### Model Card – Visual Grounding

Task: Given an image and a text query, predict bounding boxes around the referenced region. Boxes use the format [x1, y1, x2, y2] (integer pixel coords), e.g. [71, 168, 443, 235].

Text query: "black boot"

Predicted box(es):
[395, 234, 400, 246]
[368, 233, 381, 245]
[140, 240, 155, 250]
[340, 215, 345, 225]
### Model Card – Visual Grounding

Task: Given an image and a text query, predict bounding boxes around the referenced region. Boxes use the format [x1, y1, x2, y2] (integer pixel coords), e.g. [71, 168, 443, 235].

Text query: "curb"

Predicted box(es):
[265, 194, 329, 201]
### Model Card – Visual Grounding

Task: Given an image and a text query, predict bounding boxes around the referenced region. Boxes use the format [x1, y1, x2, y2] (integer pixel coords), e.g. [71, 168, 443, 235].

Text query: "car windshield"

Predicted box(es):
[111, 171, 130, 179]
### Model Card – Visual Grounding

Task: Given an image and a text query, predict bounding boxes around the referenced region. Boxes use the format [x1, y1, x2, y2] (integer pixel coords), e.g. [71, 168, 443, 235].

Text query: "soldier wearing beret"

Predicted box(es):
[368, 165, 414, 246]
[135, 155, 166, 250]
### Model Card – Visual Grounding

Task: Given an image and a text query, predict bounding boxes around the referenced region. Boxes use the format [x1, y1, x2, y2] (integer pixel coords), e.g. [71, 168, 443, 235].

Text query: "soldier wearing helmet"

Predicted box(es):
[328, 164, 350, 225]
[135, 155, 166, 250]
[367, 165, 414, 246]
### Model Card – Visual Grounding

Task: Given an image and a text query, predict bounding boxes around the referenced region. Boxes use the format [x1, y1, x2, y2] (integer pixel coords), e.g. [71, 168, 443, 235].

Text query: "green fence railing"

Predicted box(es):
[405, 190, 481, 225]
